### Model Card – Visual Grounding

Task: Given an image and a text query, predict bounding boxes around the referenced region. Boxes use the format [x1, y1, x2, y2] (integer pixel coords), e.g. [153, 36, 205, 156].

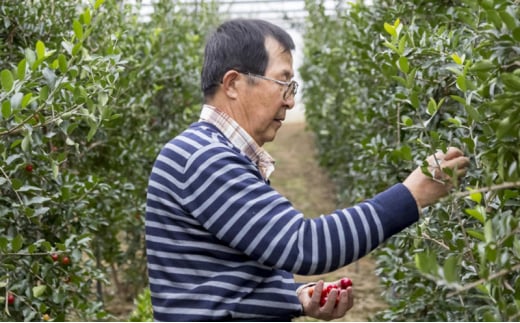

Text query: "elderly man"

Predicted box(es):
[145, 18, 470, 321]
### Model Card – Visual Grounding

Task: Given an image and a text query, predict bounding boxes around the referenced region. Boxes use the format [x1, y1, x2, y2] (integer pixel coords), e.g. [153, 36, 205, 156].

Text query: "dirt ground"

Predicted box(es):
[264, 122, 388, 322]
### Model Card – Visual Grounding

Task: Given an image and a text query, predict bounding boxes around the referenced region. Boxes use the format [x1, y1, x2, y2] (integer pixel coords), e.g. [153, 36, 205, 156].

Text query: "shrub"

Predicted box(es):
[0, 0, 218, 320]
[302, 0, 519, 320]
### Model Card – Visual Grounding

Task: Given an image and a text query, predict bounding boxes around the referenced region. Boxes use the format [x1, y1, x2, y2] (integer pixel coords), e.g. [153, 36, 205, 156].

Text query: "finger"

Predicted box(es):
[441, 156, 470, 174]
[346, 287, 354, 310]
[333, 289, 350, 315]
[311, 281, 324, 304]
[321, 288, 338, 312]
[444, 147, 464, 160]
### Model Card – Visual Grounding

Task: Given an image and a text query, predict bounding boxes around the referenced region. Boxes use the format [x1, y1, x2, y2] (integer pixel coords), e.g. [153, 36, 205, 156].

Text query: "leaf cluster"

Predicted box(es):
[302, 0, 520, 320]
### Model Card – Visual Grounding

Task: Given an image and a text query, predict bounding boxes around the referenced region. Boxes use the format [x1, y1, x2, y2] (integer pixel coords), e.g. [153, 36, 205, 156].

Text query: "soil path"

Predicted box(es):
[264, 122, 388, 322]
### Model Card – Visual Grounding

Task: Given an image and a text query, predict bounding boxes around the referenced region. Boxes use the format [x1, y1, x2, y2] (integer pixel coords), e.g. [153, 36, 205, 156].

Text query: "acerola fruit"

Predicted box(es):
[43, 314, 50, 321]
[7, 292, 15, 305]
[340, 277, 353, 289]
[61, 256, 70, 266]
[310, 278, 353, 307]
[51, 253, 59, 262]
[320, 295, 327, 306]
[25, 164, 34, 172]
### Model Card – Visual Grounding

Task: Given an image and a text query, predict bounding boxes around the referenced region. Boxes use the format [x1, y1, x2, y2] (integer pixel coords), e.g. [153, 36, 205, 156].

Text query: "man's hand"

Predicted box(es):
[298, 280, 354, 321]
[403, 147, 470, 208]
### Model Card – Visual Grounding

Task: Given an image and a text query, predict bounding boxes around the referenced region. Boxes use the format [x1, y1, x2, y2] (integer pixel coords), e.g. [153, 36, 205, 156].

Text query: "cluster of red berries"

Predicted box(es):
[51, 253, 70, 266]
[308, 277, 353, 306]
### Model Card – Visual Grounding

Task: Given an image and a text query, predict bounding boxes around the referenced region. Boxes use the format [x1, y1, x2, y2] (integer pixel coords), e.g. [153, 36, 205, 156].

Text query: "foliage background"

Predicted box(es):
[301, 0, 520, 320]
[0, 0, 218, 320]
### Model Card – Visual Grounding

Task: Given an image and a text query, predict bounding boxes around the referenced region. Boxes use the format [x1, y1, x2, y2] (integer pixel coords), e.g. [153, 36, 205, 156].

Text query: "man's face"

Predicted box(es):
[239, 37, 295, 146]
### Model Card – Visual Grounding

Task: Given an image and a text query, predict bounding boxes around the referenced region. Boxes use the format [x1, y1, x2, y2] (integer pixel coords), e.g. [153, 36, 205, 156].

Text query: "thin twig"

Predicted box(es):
[447, 263, 520, 297]
[421, 231, 450, 250]
[453, 181, 520, 198]
[0, 165, 23, 206]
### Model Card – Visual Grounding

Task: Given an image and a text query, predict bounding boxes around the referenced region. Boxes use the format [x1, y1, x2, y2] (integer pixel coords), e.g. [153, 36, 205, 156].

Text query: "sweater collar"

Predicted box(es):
[199, 104, 275, 180]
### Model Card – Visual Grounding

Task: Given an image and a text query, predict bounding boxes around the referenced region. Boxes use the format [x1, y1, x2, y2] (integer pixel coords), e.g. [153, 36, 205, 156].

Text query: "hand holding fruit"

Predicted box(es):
[298, 278, 354, 321]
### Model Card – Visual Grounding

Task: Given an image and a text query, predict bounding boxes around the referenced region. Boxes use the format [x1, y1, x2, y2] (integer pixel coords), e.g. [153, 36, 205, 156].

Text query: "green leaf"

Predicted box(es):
[502, 73, 520, 90]
[513, 27, 520, 42]
[470, 60, 495, 72]
[456, 75, 467, 91]
[21, 93, 33, 109]
[58, 54, 68, 73]
[468, 190, 482, 204]
[498, 10, 516, 30]
[32, 285, 47, 298]
[451, 53, 463, 65]
[384, 22, 396, 37]
[446, 117, 462, 126]
[73, 19, 83, 41]
[11, 234, 24, 252]
[466, 229, 485, 241]
[21, 134, 31, 152]
[2, 101, 11, 119]
[398, 56, 409, 73]
[443, 255, 459, 283]
[480, 0, 494, 10]
[52, 161, 59, 180]
[94, 0, 105, 10]
[465, 206, 486, 224]
[486, 9, 502, 29]
[401, 115, 413, 126]
[17, 59, 27, 80]
[82, 8, 92, 25]
[0, 69, 14, 91]
[398, 36, 406, 55]
[383, 41, 399, 54]
[464, 104, 481, 121]
[87, 121, 98, 142]
[415, 250, 439, 276]
[26, 196, 51, 205]
[484, 220, 494, 243]
[427, 97, 437, 115]
[36, 40, 45, 60]
[39, 85, 49, 102]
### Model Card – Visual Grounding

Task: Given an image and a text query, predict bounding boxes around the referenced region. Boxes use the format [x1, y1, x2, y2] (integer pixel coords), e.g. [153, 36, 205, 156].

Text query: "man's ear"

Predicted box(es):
[221, 70, 241, 99]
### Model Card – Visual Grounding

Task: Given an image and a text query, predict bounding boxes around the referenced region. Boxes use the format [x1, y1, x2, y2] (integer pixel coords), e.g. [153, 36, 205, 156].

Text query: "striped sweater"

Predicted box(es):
[145, 121, 419, 321]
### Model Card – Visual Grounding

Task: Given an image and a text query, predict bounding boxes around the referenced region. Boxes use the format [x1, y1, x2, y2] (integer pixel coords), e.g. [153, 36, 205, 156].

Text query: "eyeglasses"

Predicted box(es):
[239, 72, 298, 100]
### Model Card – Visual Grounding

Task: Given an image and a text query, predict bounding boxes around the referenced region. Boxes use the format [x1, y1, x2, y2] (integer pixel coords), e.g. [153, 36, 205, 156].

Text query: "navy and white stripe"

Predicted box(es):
[145, 122, 419, 321]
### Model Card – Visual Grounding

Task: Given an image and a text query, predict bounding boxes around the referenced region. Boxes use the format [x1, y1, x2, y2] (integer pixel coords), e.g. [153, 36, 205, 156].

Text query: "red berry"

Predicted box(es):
[7, 292, 15, 305]
[25, 164, 33, 172]
[340, 277, 353, 289]
[61, 256, 70, 266]
[320, 290, 326, 299]
[51, 253, 59, 262]
[320, 295, 327, 306]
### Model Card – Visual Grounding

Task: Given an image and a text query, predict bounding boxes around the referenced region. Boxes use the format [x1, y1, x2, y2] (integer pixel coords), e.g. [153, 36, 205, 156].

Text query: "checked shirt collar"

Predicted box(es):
[199, 104, 275, 180]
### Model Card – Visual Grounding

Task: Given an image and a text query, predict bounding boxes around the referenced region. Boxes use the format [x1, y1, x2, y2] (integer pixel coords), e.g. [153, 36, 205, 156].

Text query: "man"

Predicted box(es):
[145, 18, 470, 321]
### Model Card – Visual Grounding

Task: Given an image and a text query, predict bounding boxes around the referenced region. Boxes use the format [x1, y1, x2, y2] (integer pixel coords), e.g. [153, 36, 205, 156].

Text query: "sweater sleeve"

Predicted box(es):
[182, 143, 419, 275]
